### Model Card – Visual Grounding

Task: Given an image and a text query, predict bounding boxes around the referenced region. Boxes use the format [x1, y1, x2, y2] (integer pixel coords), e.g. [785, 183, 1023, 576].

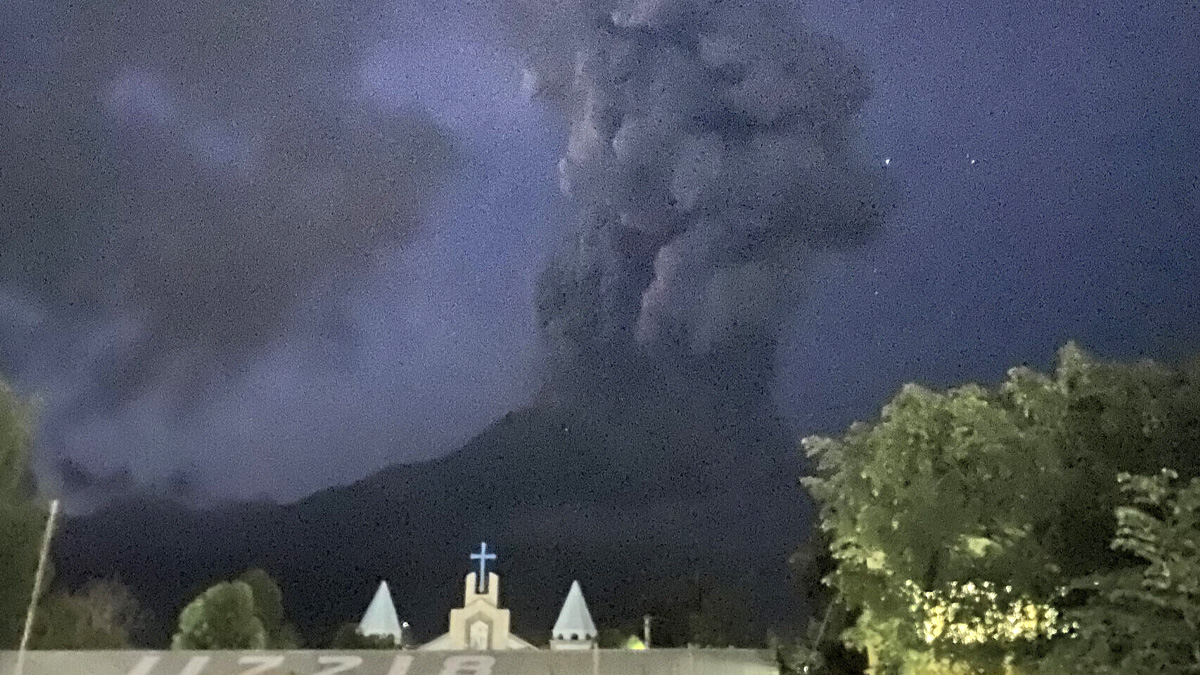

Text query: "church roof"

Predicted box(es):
[552, 580, 597, 640]
[359, 581, 403, 640]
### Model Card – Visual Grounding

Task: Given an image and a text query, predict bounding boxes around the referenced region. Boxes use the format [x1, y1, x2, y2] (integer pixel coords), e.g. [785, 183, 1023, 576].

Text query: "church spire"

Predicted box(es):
[358, 580, 403, 642]
[551, 581, 597, 649]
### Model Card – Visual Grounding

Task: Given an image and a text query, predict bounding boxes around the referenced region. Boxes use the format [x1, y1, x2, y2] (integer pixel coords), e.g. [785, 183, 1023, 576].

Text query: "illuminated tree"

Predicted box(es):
[171, 581, 265, 650]
[803, 381, 1065, 673]
[1041, 470, 1200, 675]
[802, 344, 1200, 674]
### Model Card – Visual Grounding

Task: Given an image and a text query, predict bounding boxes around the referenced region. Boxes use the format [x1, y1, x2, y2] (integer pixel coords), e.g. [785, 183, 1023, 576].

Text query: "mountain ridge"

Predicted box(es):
[54, 404, 810, 646]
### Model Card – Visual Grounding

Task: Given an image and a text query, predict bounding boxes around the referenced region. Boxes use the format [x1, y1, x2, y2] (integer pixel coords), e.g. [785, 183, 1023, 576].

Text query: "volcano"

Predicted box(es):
[54, 403, 809, 646]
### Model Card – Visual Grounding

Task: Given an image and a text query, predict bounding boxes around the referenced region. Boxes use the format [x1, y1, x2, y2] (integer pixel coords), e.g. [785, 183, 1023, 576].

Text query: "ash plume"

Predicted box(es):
[515, 0, 890, 414]
[0, 0, 457, 412]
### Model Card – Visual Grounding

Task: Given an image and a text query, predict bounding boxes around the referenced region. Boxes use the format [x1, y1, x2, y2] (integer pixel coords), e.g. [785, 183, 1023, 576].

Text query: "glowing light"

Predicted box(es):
[902, 579, 1071, 646]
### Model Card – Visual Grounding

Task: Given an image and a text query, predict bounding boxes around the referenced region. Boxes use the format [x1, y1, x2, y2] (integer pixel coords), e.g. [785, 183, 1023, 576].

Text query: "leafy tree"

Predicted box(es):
[641, 574, 761, 647]
[803, 381, 1064, 673]
[684, 578, 757, 647]
[238, 569, 300, 647]
[598, 627, 638, 648]
[171, 581, 266, 650]
[0, 378, 46, 648]
[32, 578, 142, 649]
[1041, 470, 1200, 675]
[802, 344, 1200, 674]
[781, 529, 868, 674]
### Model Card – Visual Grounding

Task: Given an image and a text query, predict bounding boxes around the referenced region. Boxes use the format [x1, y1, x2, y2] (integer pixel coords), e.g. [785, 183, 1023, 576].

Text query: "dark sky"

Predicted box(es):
[2, 0, 1197, 501]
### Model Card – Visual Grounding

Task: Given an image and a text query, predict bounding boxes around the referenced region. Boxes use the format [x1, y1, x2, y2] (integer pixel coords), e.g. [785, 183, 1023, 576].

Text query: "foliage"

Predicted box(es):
[171, 581, 266, 650]
[686, 582, 757, 647]
[773, 603, 867, 675]
[802, 343, 1200, 674]
[597, 628, 638, 648]
[329, 622, 397, 649]
[636, 574, 762, 647]
[784, 529, 869, 674]
[238, 568, 300, 647]
[32, 578, 142, 649]
[0, 378, 46, 648]
[802, 381, 1063, 673]
[1040, 470, 1200, 675]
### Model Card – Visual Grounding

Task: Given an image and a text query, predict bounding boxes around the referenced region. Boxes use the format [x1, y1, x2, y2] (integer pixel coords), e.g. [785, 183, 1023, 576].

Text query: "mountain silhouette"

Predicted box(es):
[54, 404, 809, 646]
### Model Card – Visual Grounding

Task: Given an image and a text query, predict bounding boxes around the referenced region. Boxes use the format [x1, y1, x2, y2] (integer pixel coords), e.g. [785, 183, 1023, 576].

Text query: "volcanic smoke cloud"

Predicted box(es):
[515, 0, 889, 412]
[0, 0, 457, 414]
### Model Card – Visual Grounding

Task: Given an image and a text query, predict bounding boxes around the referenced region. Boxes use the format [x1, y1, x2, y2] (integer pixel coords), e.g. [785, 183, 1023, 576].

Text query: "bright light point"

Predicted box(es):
[970, 158, 977, 165]
[883, 157, 891, 167]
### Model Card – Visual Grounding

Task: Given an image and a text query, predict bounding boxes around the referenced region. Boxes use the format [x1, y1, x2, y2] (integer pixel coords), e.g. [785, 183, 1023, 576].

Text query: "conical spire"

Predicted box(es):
[359, 581, 403, 640]
[552, 581, 597, 640]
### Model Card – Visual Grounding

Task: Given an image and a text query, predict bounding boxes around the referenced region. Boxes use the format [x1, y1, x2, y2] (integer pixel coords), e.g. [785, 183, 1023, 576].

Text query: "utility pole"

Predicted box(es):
[643, 614, 652, 649]
[16, 499, 60, 675]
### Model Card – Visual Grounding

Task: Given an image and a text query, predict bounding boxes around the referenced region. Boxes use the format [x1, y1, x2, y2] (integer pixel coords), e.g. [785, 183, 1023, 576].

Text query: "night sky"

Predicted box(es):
[1, 0, 1197, 502]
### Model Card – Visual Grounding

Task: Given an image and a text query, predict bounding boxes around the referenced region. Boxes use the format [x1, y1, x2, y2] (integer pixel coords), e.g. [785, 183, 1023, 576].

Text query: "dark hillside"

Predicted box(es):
[55, 404, 808, 646]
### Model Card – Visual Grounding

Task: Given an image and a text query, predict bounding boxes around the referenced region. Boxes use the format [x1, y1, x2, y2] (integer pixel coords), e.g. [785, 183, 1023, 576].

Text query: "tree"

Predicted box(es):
[802, 344, 1200, 674]
[803, 381, 1065, 673]
[777, 530, 867, 674]
[685, 581, 758, 647]
[238, 569, 299, 647]
[1041, 470, 1200, 675]
[638, 574, 761, 648]
[0, 378, 46, 648]
[32, 578, 142, 649]
[172, 581, 266, 650]
[598, 627, 639, 648]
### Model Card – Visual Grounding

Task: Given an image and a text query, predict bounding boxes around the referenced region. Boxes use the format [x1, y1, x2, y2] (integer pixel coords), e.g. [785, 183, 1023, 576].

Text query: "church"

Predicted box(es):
[358, 542, 600, 651]
[4, 542, 777, 674]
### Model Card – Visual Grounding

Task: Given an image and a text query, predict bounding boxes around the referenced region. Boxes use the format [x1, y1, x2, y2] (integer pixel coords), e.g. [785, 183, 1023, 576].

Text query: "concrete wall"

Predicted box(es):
[0, 649, 777, 675]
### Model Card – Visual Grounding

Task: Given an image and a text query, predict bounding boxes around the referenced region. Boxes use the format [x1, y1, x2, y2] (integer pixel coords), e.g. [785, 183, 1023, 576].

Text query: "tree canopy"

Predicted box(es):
[171, 581, 266, 650]
[32, 578, 142, 649]
[802, 343, 1200, 674]
[238, 568, 300, 648]
[1041, 470, 1200, 675]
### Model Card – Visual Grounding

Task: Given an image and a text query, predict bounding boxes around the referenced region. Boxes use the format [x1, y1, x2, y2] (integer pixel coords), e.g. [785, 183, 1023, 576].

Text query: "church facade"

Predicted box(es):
[417, 571, 537, 651]
[359, 542, 599, 651]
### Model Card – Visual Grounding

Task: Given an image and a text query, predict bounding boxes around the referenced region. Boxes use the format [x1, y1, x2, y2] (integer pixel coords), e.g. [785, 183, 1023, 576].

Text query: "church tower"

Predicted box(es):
[550, 580, 598, 650]
[418, 543, 536, 650]
[358, 581, 404, 643]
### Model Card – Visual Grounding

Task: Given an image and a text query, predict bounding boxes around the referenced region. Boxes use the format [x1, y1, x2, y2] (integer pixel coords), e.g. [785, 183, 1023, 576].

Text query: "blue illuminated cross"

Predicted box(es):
[470, 542, 497, 594]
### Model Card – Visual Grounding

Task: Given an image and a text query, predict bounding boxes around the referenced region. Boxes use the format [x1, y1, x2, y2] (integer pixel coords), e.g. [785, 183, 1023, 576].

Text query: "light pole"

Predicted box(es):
[16, 499, 60, 675]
